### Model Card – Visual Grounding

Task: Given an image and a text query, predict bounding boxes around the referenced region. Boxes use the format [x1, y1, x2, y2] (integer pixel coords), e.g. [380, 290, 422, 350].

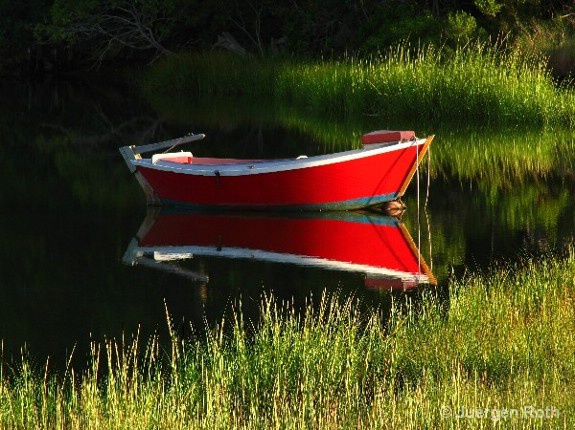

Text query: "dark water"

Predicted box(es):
[2, 80, 574, 368]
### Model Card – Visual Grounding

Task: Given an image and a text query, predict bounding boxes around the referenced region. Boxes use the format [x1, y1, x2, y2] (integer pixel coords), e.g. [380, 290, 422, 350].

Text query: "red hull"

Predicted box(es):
[126, 211, 435, 289]
[127, 135, 433, 210]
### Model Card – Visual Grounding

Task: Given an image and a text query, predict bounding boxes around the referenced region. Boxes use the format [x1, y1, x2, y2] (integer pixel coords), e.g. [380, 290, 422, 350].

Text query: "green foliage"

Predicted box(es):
[2, 0, 575, 75]
[445, 11, 486, 44]
[274, 0, 374, 54]
[473, 0, 503, 17]
[359, 1, 440, 52]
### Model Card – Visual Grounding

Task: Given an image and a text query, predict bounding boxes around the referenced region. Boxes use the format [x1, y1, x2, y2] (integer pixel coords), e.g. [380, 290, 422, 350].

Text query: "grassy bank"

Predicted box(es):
[2, 250, 575, 428]
[141, 44, 575, 126]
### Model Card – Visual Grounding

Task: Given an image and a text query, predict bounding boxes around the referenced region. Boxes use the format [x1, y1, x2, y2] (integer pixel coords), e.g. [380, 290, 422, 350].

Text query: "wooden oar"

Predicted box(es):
[119, 133, 205, 173]
[132, 132, 205, 155]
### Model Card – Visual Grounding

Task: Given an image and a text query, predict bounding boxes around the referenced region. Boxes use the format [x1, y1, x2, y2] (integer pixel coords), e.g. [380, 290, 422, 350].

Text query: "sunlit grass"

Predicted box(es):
[142, 43, 575, 126]
[275, 43, 571, 125]
[2, 250, 575, 428]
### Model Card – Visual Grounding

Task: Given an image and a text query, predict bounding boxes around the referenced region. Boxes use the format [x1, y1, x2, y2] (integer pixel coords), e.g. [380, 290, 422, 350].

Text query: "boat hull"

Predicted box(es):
[127, 135, 433, 211]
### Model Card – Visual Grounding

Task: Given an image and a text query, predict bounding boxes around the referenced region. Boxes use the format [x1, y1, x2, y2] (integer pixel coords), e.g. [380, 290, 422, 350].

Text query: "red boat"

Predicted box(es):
[123, 210, 436, 290]
[120, 130, 434, 210]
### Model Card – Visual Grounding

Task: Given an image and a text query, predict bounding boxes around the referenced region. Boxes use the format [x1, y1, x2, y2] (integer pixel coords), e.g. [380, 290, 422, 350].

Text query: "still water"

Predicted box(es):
[2, 80, 574, 368]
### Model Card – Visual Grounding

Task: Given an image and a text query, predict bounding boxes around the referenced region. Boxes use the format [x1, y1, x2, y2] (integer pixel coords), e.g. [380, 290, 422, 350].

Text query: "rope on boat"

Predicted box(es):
[415, 136, 433, 280]
[425, 144, 431, 209]
[425, 148, 433, 272]
[415, 136, 433, 278]
[416, 139, 421, 276]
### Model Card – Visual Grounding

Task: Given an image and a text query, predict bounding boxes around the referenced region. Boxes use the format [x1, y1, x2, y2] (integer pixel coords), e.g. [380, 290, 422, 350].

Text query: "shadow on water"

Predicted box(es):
[1, 79, 575, 370]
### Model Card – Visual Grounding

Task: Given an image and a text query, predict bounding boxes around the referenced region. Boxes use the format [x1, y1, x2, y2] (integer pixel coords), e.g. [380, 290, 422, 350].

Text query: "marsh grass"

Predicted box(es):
[142, 43, 575, 126]
[275, 43, 574, 125]
[2, 249, 575, 428]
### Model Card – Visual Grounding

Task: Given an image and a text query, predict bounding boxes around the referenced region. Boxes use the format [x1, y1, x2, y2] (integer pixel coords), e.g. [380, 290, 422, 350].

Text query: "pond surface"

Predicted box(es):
[1, 79, 574, 368]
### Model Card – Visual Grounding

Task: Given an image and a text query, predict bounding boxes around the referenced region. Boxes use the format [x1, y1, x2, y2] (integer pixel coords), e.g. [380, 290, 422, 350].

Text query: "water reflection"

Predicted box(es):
[123, 210, 436, 294]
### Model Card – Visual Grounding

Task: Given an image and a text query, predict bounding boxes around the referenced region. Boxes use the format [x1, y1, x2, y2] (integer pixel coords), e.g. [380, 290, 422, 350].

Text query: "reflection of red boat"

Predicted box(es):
[123, 210, 435, 290]
[119, 131, 434, 210]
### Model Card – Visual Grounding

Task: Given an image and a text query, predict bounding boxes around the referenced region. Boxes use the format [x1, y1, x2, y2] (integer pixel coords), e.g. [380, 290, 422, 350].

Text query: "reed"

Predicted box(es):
[1, 249, 575, 428]
[141, 43, 575, 126]
[275, 43, 572, 125]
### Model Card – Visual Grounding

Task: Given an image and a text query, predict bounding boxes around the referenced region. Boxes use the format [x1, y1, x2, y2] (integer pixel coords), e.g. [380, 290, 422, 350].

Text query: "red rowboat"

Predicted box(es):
[120, 130, 433, 211]
[123, 210, 436, 290]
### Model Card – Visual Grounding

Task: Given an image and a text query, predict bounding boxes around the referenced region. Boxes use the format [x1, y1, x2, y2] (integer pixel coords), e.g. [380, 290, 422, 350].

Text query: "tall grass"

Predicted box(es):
[141, 43, 575, 126]
[2, 250, 575, 428]
[275, 43, 574, 125]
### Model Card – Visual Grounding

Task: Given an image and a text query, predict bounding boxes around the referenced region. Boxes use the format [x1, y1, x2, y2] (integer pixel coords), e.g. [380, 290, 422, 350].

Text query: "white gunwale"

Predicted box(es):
[129, 138, 428, 177]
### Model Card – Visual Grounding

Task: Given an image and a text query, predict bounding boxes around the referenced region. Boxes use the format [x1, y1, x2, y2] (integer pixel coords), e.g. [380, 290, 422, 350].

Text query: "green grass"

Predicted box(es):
[141, 43, 575, 126]
[2, 250, 575, 428]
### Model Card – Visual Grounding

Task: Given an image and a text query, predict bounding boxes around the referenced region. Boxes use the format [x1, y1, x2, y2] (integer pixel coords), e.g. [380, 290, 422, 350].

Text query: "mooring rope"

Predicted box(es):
[425, 144, 431, 209]
[416, 139, 421, 276]
[425, 148, 433, 271]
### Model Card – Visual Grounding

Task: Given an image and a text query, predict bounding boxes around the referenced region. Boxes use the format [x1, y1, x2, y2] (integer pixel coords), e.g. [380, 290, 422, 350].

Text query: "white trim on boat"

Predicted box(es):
[130, 138, 426, 177]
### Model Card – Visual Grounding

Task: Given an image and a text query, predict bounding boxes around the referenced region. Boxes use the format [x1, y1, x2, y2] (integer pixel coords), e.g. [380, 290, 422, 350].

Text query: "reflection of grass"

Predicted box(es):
[432, 127, 575, 189]
[2, 252, 575, 428]
[482, 181, 571, 232]
[142, 44, 575, 126]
